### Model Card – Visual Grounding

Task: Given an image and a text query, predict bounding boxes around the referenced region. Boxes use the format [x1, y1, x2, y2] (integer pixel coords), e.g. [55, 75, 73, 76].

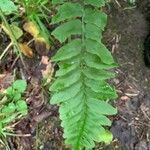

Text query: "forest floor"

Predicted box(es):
[0, 0, 150, 150]
[106, 0, 150, 149]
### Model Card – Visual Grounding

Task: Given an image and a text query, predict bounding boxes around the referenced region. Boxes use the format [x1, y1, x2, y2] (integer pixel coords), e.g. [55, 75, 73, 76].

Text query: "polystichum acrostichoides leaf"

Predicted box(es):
[49, 0, 118, 149]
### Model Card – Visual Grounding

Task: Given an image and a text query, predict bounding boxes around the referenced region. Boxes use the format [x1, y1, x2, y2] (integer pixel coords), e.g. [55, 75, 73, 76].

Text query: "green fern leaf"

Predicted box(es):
[84, 8, 107, 28]
[52, 3, 83, 24]
[84, 0, 106, 6]
[50, 1, 118, 149]
[85, 39, 115, 64]
[52, 19, 82, 43]
[52, 39, 81, 61]
[56, 63, 79, 77]
[83, 68, 115, 80]
[50, 69, 81, 91]
[85, 24, 102, 41]
[84, 53, 117, 69]
[51, 82, 82, 104]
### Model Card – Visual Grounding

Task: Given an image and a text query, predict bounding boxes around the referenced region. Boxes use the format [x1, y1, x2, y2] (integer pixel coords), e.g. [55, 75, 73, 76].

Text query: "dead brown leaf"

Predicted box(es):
[120, 96, 130, 101]
[23, 21, 50, 53]
[19, 43, 33, 58]
[41, 56, 54, 85]
[34, 37, 49, 55]
[23, 21, 39, 38]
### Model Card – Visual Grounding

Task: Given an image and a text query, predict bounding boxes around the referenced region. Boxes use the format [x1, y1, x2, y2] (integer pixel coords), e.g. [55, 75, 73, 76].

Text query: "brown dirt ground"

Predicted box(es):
[105, 0, 150, 150]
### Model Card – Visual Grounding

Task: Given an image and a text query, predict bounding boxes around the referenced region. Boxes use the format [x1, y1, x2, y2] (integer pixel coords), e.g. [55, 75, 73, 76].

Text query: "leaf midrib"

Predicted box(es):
[74, 2, 89, 149]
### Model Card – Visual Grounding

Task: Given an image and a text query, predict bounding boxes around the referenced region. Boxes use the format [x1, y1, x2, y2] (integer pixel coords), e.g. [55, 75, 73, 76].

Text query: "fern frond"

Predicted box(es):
[50, 1, 117, 149]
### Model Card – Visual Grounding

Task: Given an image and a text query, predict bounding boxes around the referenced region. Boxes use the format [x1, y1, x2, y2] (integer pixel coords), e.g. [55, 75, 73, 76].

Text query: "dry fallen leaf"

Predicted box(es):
[41, 55, 49, 64]
[19, 43, 33, 58]
[120, 96, 130, 101]
[35, 37, 50, 51]
[34, 37, 50, 56]
[23, 21, 50, 53]
[41, 56, 54, 85]
[23, 21, 39, 38]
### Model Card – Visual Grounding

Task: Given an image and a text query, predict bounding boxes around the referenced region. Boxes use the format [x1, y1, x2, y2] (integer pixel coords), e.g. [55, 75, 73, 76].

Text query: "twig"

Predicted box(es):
[114, 0, 122, 7]
[0, 42, 12, 60]
[4, 132, 31, 137]
[10, 55, 19, 69]
[27, 38, 34, 45]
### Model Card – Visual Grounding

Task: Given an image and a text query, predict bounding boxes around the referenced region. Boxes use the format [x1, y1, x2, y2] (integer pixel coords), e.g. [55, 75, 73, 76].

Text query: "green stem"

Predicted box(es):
[75, 2, 88, 149]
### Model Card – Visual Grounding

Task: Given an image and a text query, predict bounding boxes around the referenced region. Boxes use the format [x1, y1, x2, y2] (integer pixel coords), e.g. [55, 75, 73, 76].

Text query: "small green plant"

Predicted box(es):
[0, 80, 28, 147]
[50, 0, 117, 149]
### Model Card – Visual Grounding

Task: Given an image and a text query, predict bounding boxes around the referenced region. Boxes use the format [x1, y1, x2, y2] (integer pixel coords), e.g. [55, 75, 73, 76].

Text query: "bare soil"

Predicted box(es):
[106, 1, 150, 150]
